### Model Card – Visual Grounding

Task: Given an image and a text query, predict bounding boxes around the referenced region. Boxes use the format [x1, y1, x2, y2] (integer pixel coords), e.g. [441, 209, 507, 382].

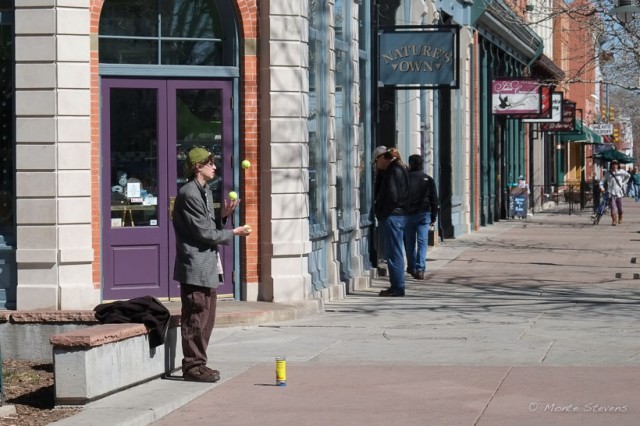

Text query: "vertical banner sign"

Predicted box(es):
[492, 79, 541, 115]
[518, 85, 553, 119]
[523, 92, 563, 123]
[378, 25, 460, 89]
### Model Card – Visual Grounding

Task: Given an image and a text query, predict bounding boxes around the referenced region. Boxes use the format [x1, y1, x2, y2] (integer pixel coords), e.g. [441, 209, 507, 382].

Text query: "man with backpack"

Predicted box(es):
[599, 160, 630, 226]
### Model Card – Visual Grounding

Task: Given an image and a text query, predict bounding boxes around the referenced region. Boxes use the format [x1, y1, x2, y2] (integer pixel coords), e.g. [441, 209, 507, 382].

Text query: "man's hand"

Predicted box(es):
[221, 198, 240, 219]
[233, 224, 251, 237]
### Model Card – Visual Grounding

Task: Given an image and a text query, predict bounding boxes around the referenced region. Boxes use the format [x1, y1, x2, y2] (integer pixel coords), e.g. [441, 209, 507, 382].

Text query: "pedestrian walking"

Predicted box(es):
[631, 167, 640, 202]
[599, 160, 630, 226]
[172, 147, 251, 382]
[373, 147, 409, 297]
[403, 155, 438, 280]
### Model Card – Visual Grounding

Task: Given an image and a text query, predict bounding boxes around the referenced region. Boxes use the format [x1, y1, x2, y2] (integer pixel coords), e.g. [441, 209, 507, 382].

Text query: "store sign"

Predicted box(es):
[518, 85, 553, 119]
[523, 92, 563, 123]
[492, 79, 541, 115]
[378, 26, 459, 89]
[540, 100, 576, 132]
[589, 123, 614, 135]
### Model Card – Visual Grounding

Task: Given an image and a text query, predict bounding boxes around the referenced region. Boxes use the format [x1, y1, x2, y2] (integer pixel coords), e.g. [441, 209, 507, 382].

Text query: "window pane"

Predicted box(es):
[161, 0, 220, 39]
[175, 89, 223, 208]
[359, 57, 370, 225]
[0, 13, 13, 246]
[335, 48, 346, 224]
[99, 0, 158, 37]
[109, 88, 159, 228]
[307, 42, 323, 224]
[335, 0, 344, 39]
[309, 0, 320, 30]
[161, 40, 221, 66]
[99, 39, 158, 64]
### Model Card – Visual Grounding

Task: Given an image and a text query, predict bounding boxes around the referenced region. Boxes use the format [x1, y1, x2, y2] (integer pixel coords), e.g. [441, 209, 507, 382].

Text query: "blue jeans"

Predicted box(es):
[380, 214, 407, 294]
[404, 212, 431, 273]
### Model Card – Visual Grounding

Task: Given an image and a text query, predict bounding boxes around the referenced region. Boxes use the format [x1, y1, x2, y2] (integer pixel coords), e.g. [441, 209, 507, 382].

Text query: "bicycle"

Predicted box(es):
[592, 191, 610, 225]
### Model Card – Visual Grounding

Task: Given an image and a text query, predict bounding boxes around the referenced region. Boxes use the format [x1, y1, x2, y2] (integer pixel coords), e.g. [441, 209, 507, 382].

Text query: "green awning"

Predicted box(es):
[592, 149, 636, 164]
[558, 119, 603, 144]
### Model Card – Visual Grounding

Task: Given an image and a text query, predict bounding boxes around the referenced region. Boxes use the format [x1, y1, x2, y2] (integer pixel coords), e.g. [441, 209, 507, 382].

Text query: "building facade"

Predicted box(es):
[0, 0, 592, 311]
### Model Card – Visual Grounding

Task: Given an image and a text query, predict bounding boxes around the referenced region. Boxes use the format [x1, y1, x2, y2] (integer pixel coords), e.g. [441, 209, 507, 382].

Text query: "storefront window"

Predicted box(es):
[0, 4, 13, 247]
[308, 1, 328, 236]
[108, 88, 159, 228]
[358, 1, 372, 227]
[335, 46, 352, 229]
[99, 0, 224, 66]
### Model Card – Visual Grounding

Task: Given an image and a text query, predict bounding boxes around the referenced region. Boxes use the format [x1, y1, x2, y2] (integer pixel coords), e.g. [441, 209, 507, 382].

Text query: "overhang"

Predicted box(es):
[472, 0, 543, 63]
[531, 54, 565, 82]
[559, 119, 603, 144]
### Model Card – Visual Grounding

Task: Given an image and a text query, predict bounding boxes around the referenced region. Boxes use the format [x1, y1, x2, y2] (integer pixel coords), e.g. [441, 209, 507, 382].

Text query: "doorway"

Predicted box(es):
[101, 78, 234, 300]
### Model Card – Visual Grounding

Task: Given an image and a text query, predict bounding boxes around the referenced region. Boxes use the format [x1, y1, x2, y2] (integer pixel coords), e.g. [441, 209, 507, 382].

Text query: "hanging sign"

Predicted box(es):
[377, 25, 460, 89]
[518, 85, 553, 119]
[492, 79, 541, 115]
[589, 123, 614, 135]
[523, 92, 563, 123]
[540, 100, 576, 132]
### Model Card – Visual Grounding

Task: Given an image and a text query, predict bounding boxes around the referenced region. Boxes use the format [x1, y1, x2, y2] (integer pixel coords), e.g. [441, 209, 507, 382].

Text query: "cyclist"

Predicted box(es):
[599, 160, 630, 226]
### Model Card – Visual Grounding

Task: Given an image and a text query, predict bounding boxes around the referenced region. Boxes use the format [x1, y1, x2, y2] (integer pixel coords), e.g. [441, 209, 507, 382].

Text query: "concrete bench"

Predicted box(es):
[0, 311, 99, 362]
[50, 315, 182, 405]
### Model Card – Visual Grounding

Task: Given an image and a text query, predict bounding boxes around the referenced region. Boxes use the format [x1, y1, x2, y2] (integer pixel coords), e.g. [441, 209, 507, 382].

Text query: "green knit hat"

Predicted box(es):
[186, 147, 211, 168]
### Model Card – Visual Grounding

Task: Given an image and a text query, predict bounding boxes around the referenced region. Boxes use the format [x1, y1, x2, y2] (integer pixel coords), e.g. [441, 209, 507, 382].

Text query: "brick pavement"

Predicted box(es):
[54, 200, 640, 426]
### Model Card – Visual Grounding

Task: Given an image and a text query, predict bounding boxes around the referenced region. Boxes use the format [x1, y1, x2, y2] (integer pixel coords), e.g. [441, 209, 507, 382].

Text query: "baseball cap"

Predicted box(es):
[372, 146, 388, 163]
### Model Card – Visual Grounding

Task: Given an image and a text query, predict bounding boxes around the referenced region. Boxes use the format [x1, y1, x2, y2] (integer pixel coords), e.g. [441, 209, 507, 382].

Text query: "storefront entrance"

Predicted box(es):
[101, 78, 234, 300]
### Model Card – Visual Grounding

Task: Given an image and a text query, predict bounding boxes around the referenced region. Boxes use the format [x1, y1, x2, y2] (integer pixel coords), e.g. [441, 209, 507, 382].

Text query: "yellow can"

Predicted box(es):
[275, 356, 287, 386]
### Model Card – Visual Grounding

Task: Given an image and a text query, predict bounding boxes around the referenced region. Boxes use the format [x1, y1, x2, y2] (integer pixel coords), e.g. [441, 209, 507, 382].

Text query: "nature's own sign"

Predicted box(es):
[378, 26, 459, 89]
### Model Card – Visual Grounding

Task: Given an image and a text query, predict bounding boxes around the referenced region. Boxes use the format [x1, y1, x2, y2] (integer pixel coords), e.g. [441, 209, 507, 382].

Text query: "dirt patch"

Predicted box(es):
[0, 359, 80, 426]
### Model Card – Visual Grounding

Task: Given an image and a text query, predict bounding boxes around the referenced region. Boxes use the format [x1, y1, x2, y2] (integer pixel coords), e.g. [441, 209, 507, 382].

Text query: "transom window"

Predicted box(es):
[99, 0, 233, 66]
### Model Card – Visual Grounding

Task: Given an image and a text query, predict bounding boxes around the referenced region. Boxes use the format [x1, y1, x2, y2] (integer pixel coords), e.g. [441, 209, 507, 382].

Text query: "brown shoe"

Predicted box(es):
[183, 365, 220, 383]
[412, 271, 425, 280]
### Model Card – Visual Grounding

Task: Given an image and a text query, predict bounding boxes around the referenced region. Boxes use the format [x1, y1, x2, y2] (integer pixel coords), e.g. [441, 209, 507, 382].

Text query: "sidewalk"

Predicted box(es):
[53, 202, 640, 426]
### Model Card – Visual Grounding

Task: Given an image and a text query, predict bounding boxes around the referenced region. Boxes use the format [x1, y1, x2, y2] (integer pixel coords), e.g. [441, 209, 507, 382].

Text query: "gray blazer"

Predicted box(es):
[172, 179, 233, 288]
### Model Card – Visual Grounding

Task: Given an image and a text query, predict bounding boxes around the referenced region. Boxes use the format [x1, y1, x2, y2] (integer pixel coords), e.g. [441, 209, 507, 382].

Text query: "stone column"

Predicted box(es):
[15, 1, 98, 309]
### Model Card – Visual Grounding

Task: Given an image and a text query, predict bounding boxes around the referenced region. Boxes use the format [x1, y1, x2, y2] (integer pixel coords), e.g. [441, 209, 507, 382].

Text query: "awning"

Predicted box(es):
[558, 119, 603, 144]
[592, 149, 636, 164]
[531, 54, 565, 82]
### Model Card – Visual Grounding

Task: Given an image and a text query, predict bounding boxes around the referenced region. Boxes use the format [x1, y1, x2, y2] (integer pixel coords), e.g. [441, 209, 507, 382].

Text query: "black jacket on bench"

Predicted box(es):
[94, 296, 170, 348]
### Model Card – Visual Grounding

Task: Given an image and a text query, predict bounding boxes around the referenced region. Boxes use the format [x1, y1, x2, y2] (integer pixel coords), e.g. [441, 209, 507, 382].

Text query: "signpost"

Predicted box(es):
[589, 123, 614, 136]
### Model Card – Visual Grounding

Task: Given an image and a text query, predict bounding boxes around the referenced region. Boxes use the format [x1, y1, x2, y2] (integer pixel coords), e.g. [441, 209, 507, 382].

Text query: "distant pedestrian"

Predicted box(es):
[630, 167, 640, 202]
[599, 160, 630, 226]
[173, 147, 251, 382]
[374, 147, 409, 297]
[370, 146, 389, 273]
[517, 175, 530, 194]
[403, 155, 438, 280]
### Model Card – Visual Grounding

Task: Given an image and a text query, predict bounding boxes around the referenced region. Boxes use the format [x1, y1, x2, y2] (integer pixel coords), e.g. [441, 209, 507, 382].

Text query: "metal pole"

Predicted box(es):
[1, 341, 4, 405]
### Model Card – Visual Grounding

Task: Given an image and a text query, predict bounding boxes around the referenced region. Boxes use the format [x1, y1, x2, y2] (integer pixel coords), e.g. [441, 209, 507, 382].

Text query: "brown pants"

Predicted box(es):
[180, 283, 217, 373]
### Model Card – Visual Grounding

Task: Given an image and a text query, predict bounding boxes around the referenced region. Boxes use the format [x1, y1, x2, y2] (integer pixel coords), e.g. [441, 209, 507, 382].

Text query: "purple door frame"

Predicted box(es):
[101, 78, 234, 300]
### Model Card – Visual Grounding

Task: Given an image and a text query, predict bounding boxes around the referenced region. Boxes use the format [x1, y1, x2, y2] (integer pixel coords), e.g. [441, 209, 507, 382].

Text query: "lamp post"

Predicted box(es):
[610, 0, 640, 23]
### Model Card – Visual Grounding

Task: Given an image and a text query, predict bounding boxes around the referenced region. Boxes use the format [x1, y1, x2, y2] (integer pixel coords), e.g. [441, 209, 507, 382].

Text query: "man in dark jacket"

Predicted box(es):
[373, 147, 409, 297]
[173, 147, 250, 382]
[403, 155, 438, 280]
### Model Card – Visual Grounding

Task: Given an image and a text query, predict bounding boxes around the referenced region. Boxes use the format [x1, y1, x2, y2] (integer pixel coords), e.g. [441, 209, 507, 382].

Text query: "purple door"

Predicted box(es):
[102, 79, 234, 300]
